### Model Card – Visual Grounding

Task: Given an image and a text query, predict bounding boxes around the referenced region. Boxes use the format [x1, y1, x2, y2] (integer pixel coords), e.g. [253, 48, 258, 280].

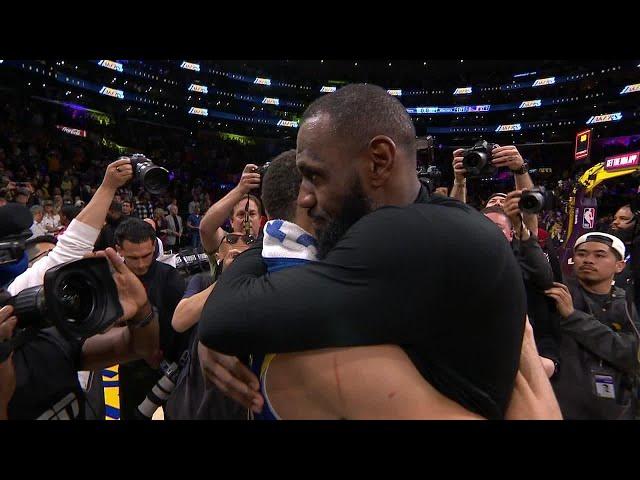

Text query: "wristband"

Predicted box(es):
[511, 162, 529, 175]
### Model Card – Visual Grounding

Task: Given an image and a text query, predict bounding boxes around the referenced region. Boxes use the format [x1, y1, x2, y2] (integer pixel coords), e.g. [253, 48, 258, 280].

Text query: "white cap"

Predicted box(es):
[574, 232, 625, 260]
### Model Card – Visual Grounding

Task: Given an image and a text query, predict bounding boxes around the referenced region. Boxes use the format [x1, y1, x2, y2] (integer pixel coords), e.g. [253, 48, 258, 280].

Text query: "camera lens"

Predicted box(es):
[129, 155, 170, 195]
[519, 192, 545, 214]
[57, 274, 94, 323]
[463, 152, 487, 171]
[140, 166, 169, 195]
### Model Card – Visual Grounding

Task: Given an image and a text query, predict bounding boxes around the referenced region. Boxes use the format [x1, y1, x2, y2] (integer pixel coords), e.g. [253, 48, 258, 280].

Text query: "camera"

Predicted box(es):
[135, 353, 188, 420]
[252, 162, 271, 178]
[0, 257, 123, 351]
[519, 187, 549, 214]
[128, 154, 170, 195]
[249, 162, 270, 197]
[461, 140, 498, 178]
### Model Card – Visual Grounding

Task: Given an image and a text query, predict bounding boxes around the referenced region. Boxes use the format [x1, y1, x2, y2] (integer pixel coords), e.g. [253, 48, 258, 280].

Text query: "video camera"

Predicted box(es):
[461, 140, 499, 178]
[0, 220, 123, 361]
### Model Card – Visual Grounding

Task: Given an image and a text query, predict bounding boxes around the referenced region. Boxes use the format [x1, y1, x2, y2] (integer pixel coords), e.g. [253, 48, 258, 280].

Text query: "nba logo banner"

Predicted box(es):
[583, 208, 595, 229]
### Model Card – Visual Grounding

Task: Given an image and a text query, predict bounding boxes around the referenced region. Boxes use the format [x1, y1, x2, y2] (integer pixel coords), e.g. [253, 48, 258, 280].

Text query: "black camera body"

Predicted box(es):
[519, 187, 550, 214]
[1, 257, 123, 341]
[128, 154, 170, 195]
[462, 140, 498, 178]
[252, 162, 271, 178]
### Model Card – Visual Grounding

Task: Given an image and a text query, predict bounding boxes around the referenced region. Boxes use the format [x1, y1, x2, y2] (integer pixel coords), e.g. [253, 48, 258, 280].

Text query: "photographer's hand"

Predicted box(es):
[492, 145, 534, 191]
[544, 282, 575, 318]
[94, 248, 150, 321]
[492, 145, 524, 171]
[236, 164, 261, 195]
[450, 149, 467, 203]
[0, 306, 18, 420]
[102, 158, 134, 191]
[74, 159, 134, 232]
[503, 190, 531, 241]
[81, 250, 159, 371]
[452, 149, 467, 181]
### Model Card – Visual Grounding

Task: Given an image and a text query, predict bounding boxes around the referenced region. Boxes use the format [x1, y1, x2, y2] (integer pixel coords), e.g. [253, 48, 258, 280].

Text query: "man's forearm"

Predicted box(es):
[75, 184, 116, 231]
[450, 181, 466, 203]
[81, 309, 160, 371]
[172, 284, 215, 332]
[521, 211, 539, 238]
[514, 172, 534, 192]
[200, 187, 246, 252]
[129, 311, 161, 365]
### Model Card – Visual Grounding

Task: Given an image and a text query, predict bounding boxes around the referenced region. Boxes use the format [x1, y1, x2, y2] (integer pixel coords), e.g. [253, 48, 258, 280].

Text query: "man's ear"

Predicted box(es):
[615, 259, 626, 274]
[367, 136, 397, 188]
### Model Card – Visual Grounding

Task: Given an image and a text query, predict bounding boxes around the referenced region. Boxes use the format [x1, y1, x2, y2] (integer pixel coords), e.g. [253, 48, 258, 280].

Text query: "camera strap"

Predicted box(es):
[243, 194, 252, 236]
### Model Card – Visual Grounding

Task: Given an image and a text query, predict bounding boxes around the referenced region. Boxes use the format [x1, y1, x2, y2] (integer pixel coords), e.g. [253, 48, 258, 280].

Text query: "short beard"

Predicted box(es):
[609, 224, 635, 244]
[315, 176, 373, 260]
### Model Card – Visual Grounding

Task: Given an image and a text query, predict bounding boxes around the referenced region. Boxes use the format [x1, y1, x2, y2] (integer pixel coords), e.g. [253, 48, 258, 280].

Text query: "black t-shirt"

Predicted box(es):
[9, 327, 85, 420]
[199, 192, 526, 419]
[164, 328, 246, 420]
[118, 260, 186, 420]
[164, 271, 244, 419]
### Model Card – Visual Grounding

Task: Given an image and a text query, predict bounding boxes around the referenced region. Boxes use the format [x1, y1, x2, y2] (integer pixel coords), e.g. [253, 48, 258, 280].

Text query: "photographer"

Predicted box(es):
[482, 192, 559, 378]
[545, 233, 640, 419]
[6, 158, 133, 296]
[199, 164, 264, 255]
[450, 144, 534, 219]
[0, 248, 160, 420]
[113, 218, 186, 420]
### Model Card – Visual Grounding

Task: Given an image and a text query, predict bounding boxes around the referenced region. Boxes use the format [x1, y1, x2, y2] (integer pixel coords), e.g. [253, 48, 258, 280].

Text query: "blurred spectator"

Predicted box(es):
[14, 188, 30, 207]
[188, 192, 200, 215]
[122, 199, 133, 217]
[94, 201, 124, 251]
[134, 191, 154, 220]
[187, 204, 202, 249]
[164, 204, 183, 251]
[153, 207, 168, 245]
[29, 205, 47, 238]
